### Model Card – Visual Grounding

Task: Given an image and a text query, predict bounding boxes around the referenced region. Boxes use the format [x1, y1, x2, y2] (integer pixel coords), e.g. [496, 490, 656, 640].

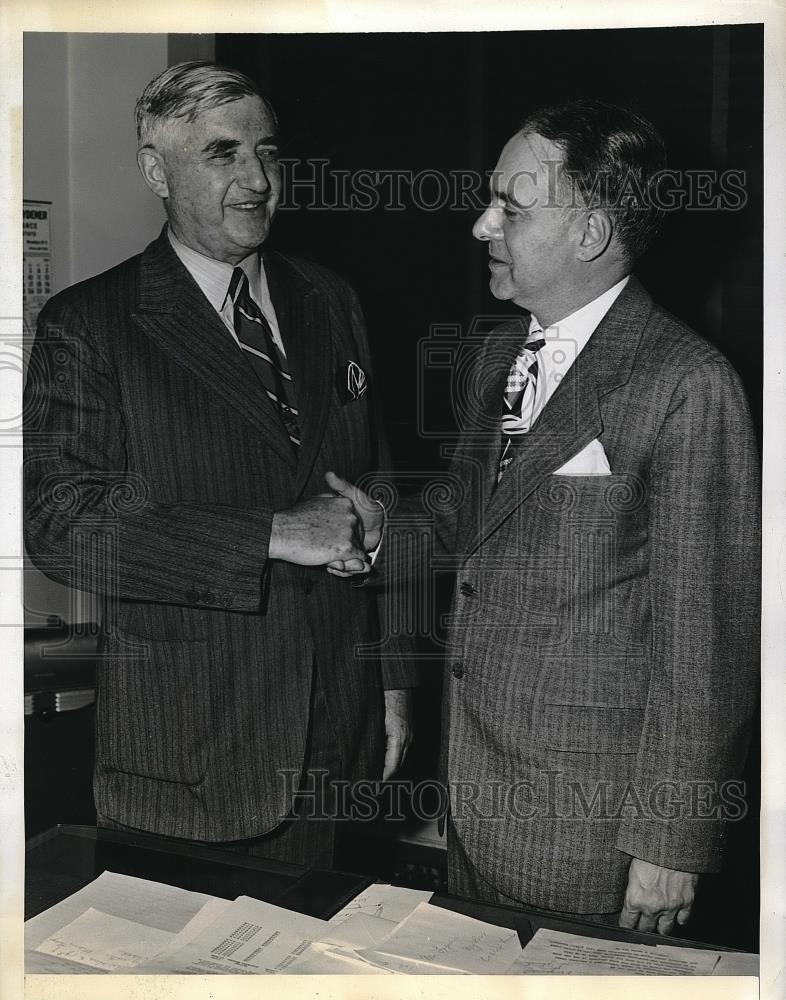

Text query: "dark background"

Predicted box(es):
[218, 25, 763, 455]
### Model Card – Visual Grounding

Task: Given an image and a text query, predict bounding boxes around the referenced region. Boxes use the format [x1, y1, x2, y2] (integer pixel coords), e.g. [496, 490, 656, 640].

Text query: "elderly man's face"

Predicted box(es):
[473, 131, 580, 322]
[156, 95, 280, 264]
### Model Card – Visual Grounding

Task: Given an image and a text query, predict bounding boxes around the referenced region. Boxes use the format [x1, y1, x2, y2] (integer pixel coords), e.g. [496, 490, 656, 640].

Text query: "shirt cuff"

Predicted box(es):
[367, 499, 386, 566]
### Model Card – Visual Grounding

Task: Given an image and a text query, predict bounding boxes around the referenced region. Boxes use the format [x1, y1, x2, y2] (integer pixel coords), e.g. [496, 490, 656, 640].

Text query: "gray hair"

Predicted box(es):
[135, 60, 277, 148]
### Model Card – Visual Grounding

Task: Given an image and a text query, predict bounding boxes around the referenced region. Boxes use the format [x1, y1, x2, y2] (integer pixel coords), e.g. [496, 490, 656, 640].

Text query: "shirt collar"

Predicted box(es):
[530, 275, 630, 347]
[167, 227, 261, 311]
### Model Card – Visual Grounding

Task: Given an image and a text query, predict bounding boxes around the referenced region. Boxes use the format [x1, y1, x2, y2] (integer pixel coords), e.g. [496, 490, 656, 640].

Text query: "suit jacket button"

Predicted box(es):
[451, 662, 464, 679]
[204, 592, 215, 603]
[459, 581, 476, 596]
[186, 590, 200, 602]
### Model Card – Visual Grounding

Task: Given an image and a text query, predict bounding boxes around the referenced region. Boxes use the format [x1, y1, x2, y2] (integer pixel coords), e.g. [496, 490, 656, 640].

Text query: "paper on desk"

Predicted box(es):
[319, 911, 397, 950]
[328, 883, 433, 925]
[26, 870, 220, 945]
[35, 907, 173, 972]
[318, 884, 433, 952]
[357, 901, 523, 975]
[29, 898, 232, 974]
[133, 895, 331, 974]
[283, 944, 395, 974]
[168, 896, 233, 949]
[712, 951, 760, 976]
[25, 871, 225, 974]
[24, 949, 95, 974]
[508, 928, 722, 976]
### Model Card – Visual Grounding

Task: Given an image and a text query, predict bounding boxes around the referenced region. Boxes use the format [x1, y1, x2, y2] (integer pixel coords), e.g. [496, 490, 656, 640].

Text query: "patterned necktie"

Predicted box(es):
[497, 328, 546, 479]
[228, 267, 300, 449]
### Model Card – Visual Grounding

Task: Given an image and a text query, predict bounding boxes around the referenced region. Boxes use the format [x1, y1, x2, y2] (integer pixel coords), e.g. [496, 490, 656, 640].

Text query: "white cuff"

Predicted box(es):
[367, 499, 386, 566]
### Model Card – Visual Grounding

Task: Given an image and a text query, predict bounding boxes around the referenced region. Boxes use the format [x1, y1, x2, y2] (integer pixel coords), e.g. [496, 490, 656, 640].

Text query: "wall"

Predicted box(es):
[67, 34, 170, 286]
[24, 33, 169, 294]
[23, 34, 71, 296]
[23, 33, 170, 623]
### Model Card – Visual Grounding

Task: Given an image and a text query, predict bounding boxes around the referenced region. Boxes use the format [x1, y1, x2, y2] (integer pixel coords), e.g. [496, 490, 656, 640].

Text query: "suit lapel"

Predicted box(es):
[264, 251, 334, 496]
[461, 277, 654, 557]
[132, 231, 297, 467]
[451, 317, 529, 554]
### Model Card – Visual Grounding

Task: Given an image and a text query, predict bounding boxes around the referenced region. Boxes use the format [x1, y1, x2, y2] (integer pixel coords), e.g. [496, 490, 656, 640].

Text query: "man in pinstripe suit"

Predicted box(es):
[331, 100, 759, 933]
[24, 62, 417, 865]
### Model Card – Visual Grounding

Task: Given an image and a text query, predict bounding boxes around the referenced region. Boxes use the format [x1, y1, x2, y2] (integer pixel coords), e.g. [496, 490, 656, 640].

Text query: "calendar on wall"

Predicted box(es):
[23, 200, 53, 334]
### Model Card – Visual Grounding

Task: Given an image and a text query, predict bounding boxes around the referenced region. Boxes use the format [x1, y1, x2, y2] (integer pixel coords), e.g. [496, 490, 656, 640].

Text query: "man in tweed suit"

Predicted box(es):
[330, 99, 759, 932]
[24, 61, 417, 864]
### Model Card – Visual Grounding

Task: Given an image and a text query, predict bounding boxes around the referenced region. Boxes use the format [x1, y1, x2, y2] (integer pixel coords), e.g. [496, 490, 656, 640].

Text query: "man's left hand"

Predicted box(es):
[619, 858, 699, 935]
[383, 688, 414, 780]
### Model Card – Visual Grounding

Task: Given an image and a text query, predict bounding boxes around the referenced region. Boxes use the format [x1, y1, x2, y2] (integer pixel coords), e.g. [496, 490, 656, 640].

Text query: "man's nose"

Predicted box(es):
[237, 154, 273, 193]
[472, 206, 502, 242]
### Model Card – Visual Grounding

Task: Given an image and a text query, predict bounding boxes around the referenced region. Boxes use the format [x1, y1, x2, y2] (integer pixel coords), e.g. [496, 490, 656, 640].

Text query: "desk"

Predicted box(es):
[25, 824, 372, 924]
[26, 825, 729, 955]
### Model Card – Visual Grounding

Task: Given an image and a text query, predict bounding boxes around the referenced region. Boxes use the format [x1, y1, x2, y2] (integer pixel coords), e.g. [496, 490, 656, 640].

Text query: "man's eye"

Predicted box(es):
[259, 149, 280, 162]
[212, 151, 234, 161]
[503, 207, 518, 219]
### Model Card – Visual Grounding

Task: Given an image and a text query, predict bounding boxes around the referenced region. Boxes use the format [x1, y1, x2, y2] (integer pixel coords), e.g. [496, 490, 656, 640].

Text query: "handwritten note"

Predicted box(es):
[25, 871, 225, 974]
[318, 883, 434, 952]
[328, 883, 433, 925]
[35, 907, 173, 972]
[357, 901, 523, 975]
[319, 911, 397, 950]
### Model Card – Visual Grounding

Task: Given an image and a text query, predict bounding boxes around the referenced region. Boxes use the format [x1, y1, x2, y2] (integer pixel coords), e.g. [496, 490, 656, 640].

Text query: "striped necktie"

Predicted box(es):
[497, 328, 546, 480]
[228, 267, 300, 449]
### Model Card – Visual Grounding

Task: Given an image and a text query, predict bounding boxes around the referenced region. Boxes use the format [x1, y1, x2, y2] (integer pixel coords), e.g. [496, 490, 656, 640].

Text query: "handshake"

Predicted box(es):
[269, 471, 383, 576]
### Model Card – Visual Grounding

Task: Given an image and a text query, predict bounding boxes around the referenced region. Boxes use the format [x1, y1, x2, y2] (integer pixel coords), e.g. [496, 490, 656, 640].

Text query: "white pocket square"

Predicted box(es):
[554, 438, 612, 476]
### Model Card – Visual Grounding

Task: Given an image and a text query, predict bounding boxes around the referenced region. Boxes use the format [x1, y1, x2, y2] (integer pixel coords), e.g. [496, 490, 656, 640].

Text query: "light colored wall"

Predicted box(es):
[23, 33, 183, 624]
[68, 34, 169, 285]
[24, 33, 169, 292]
[23, 34, 71, 295]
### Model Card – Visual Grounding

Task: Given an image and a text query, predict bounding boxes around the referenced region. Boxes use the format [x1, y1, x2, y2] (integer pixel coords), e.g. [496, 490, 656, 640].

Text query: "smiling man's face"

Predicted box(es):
[154, 94, 280, 264]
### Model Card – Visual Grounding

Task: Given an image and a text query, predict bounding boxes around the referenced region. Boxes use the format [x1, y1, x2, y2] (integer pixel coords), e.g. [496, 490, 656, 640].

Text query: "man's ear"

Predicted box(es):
[137, 147, 170, 200]
[575, 209, 613, 262]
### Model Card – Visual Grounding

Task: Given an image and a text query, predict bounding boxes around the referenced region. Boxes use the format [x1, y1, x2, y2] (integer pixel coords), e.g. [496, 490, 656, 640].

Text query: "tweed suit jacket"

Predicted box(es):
[433, 276, 760, 912]
[24, 228, 417, 842]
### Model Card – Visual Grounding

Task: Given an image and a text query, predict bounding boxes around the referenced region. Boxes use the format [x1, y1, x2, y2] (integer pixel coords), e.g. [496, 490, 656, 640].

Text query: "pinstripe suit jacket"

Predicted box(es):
[434, 276, 760, 912]
[24, 228, 416, 842]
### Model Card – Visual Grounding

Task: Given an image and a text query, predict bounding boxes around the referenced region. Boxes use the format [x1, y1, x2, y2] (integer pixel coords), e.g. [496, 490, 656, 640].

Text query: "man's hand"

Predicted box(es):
[269, 495, 369, 567]
[324, 471, 385, 577]
[619, 858, 699, 936]
[325, 470, 383, 547]
[382, 688, 413, 780]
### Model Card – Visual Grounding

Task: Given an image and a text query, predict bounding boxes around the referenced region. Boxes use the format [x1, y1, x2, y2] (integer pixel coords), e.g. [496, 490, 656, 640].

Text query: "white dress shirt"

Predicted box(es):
[527, 275, 630, 426]
[167, 228, 287, 356]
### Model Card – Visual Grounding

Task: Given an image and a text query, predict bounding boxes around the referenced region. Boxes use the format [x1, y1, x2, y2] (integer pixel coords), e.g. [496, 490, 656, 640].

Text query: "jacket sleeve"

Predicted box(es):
[25, 296, 273, 611]
[615, 357, 760, 871]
